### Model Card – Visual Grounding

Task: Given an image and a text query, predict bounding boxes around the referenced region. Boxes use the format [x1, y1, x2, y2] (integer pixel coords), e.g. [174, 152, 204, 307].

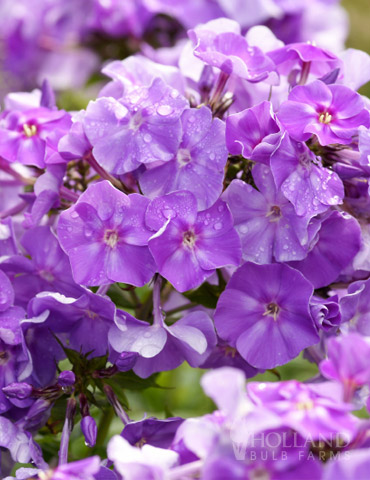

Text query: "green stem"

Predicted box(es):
[94, 406, 114, 450]
[165, 303, 197, 317]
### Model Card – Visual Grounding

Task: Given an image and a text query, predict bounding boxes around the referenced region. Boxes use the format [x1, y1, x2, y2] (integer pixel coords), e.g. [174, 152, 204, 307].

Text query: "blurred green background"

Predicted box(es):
[343, 0, 370, 96]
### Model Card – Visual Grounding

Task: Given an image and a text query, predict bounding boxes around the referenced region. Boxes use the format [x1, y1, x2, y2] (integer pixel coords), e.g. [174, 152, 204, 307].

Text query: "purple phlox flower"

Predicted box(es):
[23, 164, 66, 229]
[214, 262, 319, 369]
[101, 55, 186, 97]
[188, 18, 277, 83]
[91, 0, 152, 37]
[0, 417, 35, 464]
[201, 367, 252, 420]
[267, 42, 340, 84]
[320, 333, 370, 402]
[109, 308, 217, 378]
[0, 103, 71, 168]
[289, 210, 362, 289]
[143, 0, 224, 29]
[58, 180, 156, 286]
[198, 339, 262, 378]
[121, 417, 184, 449]
[270, 134, 344, 217]
[27, 288, 116, 358]
[0, 225, 80, 308]
[277, 79, 370, 146]
[58, 110, 92, 162]
[83, 77, 188, 175]
[10, 456, 102, 480]
[145, 191, 241, 292]
[0, 218, 17, 256]
[139, 106, 228, 210]
[338, 48, 370, 91]
[225, 101, 282, 165]
[247, 380, 358, 440]
[323, 447, 370, 480]
[223, 164, 317, 264]
[340, 277, 370, 336]
[0, 269, 34, 412]
[107, 434, 179, 480]
[310, 294, 341, 332]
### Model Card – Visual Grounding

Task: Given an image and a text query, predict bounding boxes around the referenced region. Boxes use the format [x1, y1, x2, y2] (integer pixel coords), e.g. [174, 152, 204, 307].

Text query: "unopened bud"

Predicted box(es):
[58, 371, 76, 387]
[81, 415, 97, 448]
[2, 382, 33, 399]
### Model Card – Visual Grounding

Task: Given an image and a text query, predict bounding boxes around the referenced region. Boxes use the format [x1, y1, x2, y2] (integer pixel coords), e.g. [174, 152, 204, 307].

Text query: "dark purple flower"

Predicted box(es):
[310, 295, 341, 331]
[109, 309, 217, 378]
[139, 106, 228, 210]
[27, 288, 116, 358]
[58, 180, 156, 286]
[121, 417, 184, 449]
[146, 191, 241, 292]
[214, 262, 319, 369]
[277, 80, 370, 145]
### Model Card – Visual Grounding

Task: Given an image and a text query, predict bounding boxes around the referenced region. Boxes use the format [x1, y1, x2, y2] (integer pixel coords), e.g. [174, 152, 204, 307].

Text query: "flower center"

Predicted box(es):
[266, 205, 281, 222]
[318, 112, 332, 124]
[104, 229, 119, 248]
[23, 123, 38, 137]
[129, 111, 143, 131]
[0, 350, 9, 366]
[296, 399, 314, 410]
[177, 148, 192, 167]
[182, 230, 196, 249]
[263, 302, 280, 321]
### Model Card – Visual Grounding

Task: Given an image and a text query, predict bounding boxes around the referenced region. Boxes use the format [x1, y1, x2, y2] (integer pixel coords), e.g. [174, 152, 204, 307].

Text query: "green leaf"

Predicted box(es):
[183, 282, 221, 309]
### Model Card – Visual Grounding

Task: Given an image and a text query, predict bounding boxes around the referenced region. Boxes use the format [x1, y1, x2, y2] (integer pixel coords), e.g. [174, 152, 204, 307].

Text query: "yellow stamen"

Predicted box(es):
[23, 123, 37, 137]
[318, 112, 332, 124]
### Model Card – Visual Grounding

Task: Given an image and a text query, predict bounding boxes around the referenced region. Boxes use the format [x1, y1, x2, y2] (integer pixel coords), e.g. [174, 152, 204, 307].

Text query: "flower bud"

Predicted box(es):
[2, 382, 33, 399]
[58, 371, 76, 387]
[81, 415, 97, 448]
[115, 352, 138, 372]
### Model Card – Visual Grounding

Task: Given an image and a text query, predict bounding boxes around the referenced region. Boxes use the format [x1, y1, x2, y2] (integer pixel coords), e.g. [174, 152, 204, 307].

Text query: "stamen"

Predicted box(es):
[318, 112, 332, 124]
[104, 230, 119, 248]
[266, 205, 282, 222]
[182, 230, 196, 249]
[23, 123, 37, 137]
[263, 302, 280, 321]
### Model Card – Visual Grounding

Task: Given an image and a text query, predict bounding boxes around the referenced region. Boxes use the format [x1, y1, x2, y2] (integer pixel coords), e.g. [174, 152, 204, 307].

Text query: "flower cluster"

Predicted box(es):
[1, 1, 370, 479]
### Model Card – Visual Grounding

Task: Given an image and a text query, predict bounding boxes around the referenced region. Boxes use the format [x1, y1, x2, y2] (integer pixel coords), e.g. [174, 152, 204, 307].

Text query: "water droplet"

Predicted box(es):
[170, 90, 179, 99]
[84, 228, 93, 238]
[71, 211, 79, 219]
[210, 153, 215, 160]
[67, 226, 73, 233]
[143, 133, 152, 143]
[143, 331, 152, 338]
[217, 205, 224, 212]
[239, 225, 249, 234]
[163, 208, 175, 219]
[204, 220, 209, 226]
[214, 222, 223, 231]
[157, 105, 173, 116]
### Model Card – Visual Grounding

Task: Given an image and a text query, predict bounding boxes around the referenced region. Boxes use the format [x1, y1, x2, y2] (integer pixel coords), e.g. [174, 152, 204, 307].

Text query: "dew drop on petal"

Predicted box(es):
[157, 105, 173, 116]
[214, 222, 223, 231]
